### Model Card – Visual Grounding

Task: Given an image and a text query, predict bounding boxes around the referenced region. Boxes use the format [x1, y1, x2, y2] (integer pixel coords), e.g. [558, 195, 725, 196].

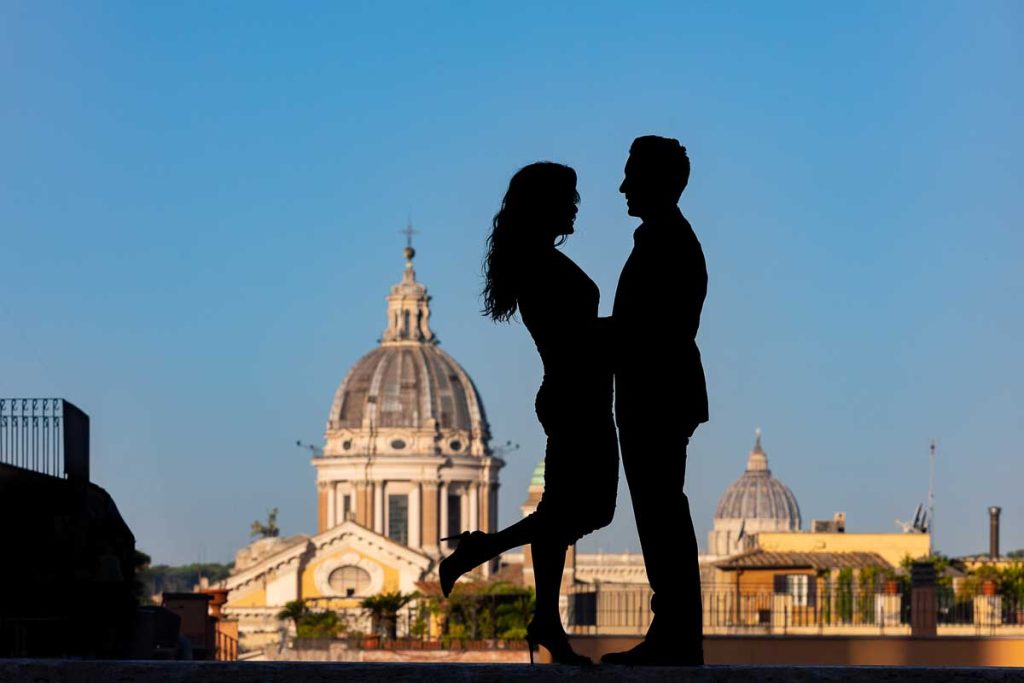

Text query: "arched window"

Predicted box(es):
[328, 565, 372, 597]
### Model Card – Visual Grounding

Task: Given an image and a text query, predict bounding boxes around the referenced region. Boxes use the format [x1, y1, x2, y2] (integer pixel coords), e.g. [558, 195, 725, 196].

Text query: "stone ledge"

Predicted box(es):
[1, 661, 1022, 682]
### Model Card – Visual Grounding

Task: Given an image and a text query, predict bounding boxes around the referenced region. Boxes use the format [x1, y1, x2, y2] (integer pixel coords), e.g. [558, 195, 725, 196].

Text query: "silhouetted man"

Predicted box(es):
[602, 136, 708, 666]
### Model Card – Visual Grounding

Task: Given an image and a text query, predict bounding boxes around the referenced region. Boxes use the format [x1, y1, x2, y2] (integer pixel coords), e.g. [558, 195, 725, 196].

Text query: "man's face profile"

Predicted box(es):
[620, 154, 653, 218]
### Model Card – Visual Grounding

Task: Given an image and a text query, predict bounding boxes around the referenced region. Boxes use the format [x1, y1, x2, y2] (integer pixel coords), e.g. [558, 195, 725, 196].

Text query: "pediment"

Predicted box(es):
[310, 520, 433, 574]
[225, 536, 314, 592]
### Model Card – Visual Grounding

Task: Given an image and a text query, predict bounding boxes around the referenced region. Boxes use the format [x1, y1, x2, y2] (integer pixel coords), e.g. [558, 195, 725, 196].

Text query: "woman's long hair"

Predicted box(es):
[483, 162, 578, 322]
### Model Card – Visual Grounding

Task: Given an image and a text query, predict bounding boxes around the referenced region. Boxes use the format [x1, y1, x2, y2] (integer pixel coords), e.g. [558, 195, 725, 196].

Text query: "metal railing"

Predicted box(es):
[568, 580, 1024, 634]
[938, 589, 1024, 627]
[0, 398, 89, 482]
[215, 629, 238, 661]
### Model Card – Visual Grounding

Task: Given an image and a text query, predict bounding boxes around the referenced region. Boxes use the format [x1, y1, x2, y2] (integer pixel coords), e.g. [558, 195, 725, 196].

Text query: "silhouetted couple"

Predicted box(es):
[439, 136, 708, 666]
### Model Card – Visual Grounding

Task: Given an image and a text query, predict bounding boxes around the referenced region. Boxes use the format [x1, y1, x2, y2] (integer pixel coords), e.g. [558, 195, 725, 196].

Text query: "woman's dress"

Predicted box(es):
[518, 249, 619, 545]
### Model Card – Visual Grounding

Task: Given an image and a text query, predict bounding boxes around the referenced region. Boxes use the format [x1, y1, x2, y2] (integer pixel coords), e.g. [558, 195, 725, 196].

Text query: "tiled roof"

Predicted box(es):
[715, 550, 892, 571]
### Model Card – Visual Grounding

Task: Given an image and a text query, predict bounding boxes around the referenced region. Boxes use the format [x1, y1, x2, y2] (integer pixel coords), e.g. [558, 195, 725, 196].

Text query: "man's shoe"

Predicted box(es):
[600, 638, 703, 666]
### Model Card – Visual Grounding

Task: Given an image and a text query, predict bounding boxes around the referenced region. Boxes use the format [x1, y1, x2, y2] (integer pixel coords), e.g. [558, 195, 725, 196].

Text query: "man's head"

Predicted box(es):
[619, 135, 690, 219]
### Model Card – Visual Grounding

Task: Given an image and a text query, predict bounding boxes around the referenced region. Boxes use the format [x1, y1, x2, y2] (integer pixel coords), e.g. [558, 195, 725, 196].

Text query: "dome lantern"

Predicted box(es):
[381, 236, 436, 345]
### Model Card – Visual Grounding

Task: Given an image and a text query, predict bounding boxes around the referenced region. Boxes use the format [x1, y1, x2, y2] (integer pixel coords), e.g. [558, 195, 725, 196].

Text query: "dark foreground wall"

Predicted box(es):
[567, 635, 1024, 668]
[0, 464, 137, 658]
[0, 661, 1022, 683]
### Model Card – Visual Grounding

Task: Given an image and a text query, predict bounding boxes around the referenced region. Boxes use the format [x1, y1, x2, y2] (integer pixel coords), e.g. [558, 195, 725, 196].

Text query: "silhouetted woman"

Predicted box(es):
[439, 162, 618, 665]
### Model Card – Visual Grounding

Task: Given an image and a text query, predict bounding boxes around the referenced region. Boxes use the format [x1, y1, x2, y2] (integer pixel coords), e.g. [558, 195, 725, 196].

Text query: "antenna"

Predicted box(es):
[295, 440, 323, 457]
[928, 440, 936, 554]
[897, 503, 929, 534]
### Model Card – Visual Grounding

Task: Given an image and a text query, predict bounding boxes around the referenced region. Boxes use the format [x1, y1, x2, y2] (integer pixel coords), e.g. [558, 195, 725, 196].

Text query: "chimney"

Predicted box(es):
[988, 506, 1001, 559]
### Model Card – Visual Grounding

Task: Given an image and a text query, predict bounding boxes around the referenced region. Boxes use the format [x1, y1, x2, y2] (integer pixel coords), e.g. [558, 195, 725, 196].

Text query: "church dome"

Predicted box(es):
[328, 344, 486, 432]
[323, 242, 491, 458]
[714, 430, 801, 529]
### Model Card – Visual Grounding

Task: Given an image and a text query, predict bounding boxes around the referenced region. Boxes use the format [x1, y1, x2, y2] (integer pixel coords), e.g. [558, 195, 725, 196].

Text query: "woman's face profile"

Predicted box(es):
[550, 185, 579, 238]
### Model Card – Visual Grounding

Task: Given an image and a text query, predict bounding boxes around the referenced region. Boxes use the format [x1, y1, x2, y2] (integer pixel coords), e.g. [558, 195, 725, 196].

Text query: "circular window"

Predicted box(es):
[449, 440, 462, 452]
[391, 439, 406, 450]
[342, 440, 352, 451]
[328, 565, 372, 598]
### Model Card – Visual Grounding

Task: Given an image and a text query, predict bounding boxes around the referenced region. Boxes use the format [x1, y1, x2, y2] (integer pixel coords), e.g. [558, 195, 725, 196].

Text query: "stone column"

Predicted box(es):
[317, 482, 328, 534]
[409, 482, 422, 549]
[422, 481, 439, 551]
[469, 482, 479, 531]
[326, 482, 336, 530]
[460, 487, 470, 532]
[479, 483, 490, 533]
[489, 483, 499, 533]
[439, 481, 449, 544]
[354, 482, 368, 527]
[374, 481, 385, 534]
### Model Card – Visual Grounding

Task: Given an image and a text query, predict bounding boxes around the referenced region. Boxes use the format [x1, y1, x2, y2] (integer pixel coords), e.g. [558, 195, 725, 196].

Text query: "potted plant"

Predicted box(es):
[883, 571, 901, 596]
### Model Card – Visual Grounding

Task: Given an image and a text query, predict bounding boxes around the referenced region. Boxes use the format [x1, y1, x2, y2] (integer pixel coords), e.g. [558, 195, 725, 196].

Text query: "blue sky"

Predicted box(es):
[2, 2, 1021, 564]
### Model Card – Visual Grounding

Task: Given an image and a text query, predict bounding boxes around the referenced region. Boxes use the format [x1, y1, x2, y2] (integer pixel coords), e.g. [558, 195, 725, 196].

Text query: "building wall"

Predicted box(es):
[228, 585, 267, 609]
[300, 547, 404, 599]
[753, 532, 930, 566]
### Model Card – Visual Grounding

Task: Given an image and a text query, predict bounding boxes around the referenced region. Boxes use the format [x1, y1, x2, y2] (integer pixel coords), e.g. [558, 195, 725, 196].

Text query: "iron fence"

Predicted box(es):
[937, 589, 1024, 627]
[0, 398, 89, 482]
[569, 581, 1024, 634]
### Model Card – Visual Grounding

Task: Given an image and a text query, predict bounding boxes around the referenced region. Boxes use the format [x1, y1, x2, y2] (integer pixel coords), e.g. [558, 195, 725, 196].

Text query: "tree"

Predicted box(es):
[276, 600, 345, 640]
[361, 592, 418, 640]
[900, 552, 953, 589]
[137, 560, 234, 599]
[276, 600, 308, 631]
[495, 590, 534, 640]
[431, 580, 534, 643]
[1007, 549, 1024, 559]
[251, 507, 280, 538]
[296, 610, 343, 639]
[998, 562, 1024, 603]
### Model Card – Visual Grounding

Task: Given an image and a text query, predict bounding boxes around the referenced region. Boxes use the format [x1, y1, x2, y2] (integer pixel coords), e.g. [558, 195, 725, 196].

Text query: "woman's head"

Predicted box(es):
[483, 162, 579, 322]
[497, 162, 579, 240]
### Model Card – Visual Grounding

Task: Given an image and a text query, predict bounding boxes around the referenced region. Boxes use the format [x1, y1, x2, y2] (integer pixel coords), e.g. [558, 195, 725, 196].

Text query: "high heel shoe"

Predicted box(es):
[438, 530, 492, 598]
[525, 620, 592, 665]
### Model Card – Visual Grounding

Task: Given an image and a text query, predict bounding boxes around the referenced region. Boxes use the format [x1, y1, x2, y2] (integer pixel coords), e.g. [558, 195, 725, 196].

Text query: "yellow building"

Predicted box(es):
[751, 530, 930, 568]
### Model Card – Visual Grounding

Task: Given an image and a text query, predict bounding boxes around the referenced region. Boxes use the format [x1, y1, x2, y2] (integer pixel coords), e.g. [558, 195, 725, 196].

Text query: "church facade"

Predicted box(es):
[222, 243, 504, 647]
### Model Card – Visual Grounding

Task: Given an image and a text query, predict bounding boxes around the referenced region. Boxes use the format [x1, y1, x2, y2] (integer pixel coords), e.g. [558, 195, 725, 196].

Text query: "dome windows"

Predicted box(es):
[390, 439, 407, 450]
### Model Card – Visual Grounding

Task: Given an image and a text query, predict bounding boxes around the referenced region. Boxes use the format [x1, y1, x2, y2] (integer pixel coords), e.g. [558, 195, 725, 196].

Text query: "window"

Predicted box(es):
[569, 592, 597, 627]
[774, 574, 815, 607]
[447, 494, 461, 548]
[787, 575, 809, 607]
[328, 565, 371, 597]
[388, 494, 409, 545]
[342, 494, 353, 522]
